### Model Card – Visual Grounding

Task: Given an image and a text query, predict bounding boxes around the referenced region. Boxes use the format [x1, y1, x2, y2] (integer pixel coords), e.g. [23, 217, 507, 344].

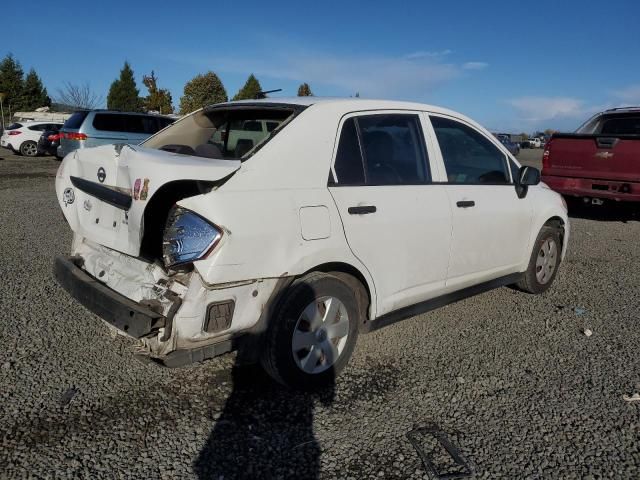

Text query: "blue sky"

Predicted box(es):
[4, 0, 639, 133]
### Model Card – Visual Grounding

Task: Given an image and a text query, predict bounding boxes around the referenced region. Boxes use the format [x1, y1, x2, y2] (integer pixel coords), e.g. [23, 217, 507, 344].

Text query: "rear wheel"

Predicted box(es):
[517, 225, 562, 294]
[20, 141, 38, 157]
[260, 272, 360, 389]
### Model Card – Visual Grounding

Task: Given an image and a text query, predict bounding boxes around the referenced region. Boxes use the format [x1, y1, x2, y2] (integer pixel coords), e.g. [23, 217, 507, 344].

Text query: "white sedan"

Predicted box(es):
[53, 97, 569, 389]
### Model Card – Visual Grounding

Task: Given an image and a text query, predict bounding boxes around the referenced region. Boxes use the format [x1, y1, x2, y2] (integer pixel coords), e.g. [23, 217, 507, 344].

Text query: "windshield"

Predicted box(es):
[142, 104, 301, 160]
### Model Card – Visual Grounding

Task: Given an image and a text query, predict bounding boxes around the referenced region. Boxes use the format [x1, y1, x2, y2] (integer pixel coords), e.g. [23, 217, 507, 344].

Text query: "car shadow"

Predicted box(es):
[193, 281, 336, 480]
[566, 198, 640, 223]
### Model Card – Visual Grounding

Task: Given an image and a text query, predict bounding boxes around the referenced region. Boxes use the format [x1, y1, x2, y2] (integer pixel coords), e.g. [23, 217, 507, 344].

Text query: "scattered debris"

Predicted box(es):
[623, 393, 640, 403]
[406, 424, 473, 479]
[60, 386, 79, 406]
[574, 307, 587, 316]
[584, 328, 593, 337]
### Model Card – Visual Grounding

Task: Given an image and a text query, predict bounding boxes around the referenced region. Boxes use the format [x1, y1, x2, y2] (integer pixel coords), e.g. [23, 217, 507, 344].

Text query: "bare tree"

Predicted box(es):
[55, 82, 103, 110]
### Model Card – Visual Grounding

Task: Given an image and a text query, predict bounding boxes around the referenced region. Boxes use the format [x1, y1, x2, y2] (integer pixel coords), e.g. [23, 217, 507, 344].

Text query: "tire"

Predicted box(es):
[517, 225, 562, 294]
[20, 141, 38, 157]
[260, 272, 360, 390]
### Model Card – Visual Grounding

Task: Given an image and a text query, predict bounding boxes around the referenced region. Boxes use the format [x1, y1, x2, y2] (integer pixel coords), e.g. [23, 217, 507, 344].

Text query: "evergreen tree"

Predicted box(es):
[297, 83, 313, 96]
[232, 74, 262, 101]
[142, 71, 173, 114]
[107, 61, 142, 112]
[21, 69, 50, 110]
[0, 54, 25, 118]
[179, 72, 227, 115]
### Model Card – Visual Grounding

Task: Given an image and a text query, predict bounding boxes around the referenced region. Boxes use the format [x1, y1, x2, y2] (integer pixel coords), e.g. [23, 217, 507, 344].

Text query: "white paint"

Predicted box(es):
[56, 98, 569, 359]
[299, 206, 331, 240]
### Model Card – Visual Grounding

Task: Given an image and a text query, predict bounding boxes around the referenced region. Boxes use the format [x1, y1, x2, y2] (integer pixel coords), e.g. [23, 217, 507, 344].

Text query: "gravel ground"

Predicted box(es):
[1, 147, 640, 479]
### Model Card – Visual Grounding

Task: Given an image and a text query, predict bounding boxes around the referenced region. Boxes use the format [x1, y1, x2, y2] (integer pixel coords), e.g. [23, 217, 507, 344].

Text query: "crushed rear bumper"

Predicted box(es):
[53, 255, 166, 338]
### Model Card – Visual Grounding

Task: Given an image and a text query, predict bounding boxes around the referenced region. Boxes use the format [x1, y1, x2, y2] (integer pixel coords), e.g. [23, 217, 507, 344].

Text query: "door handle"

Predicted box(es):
[348, 205, 377, 215]
[456, 200, 475, 208]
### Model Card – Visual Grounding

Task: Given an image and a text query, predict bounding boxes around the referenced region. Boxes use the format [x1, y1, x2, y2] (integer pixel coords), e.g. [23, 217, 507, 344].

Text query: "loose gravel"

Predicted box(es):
[1, 148, 639, 479]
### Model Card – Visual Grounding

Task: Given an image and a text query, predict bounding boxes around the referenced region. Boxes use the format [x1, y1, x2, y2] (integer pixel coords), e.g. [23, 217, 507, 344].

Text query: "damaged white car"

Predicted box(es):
[54, 98, 569, 389]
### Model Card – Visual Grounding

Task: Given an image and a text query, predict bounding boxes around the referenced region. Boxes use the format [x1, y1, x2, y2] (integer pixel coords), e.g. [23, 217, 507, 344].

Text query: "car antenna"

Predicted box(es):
[255, 89, 282, 99]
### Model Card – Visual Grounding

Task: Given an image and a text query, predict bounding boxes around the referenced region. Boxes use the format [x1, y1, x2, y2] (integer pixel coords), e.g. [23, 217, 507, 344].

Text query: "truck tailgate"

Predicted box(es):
[544, 134, 640, 182]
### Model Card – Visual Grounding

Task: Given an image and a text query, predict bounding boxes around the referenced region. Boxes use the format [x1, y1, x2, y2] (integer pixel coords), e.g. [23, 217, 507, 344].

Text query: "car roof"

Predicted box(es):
[79, 109, 173, 118]
[19, 120, 61, 125]
[217, 96, 471, 121]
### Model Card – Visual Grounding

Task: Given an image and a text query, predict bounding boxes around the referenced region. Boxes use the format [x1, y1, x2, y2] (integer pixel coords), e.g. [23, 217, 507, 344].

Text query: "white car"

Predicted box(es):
[211, 119, 282, 156]
[54, 98, 569, 389]
[1, 121, 64, 156]
[528, 137, 542, 148]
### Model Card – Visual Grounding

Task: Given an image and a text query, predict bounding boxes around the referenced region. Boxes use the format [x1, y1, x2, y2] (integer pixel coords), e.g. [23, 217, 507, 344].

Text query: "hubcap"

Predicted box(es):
[291, 296, 349, 374]
[535, 238, 558, 284]
[23, 143, 37, 156]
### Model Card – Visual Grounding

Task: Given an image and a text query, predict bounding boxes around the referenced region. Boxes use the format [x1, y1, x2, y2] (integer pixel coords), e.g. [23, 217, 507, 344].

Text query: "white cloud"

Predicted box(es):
[462, 61, 488, 70]
[403, 49, 452, 59]
[174, 47, 486, 99]
[609, 84, 640, 104]
[507, 96, 591, 123]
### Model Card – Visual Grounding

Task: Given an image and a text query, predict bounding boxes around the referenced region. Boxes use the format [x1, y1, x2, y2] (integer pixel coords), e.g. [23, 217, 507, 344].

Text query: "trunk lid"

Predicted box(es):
[544, 134, 640, 182]
[55, 144, 240, 257]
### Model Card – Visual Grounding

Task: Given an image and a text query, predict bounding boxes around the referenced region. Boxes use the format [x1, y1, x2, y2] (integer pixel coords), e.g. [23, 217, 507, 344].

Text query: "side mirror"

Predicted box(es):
[519, 166, 541, 186]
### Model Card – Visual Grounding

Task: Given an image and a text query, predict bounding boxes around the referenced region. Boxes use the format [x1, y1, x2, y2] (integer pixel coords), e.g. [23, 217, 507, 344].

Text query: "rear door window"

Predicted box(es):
[266, 121, 280, 132]
[92, 113, 127, 132]
[242, 120, 263, 132]
[95, 115, 172, 134]
[599, 117, 640, 135]
[28, 124, 47, 131]
[332, 118, 365, 185]
[332, 113, 430, 186]
[431, 116, 510, 184]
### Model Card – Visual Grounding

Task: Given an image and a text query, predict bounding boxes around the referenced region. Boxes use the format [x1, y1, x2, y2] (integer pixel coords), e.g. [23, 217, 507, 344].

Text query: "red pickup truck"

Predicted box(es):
[542, 107, 640, 204]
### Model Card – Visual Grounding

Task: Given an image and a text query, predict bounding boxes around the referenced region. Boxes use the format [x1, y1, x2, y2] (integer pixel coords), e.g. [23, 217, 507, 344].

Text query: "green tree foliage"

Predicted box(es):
[142, 71, 173, 114]
[179, 72, 227, 115]
[297, 83, 313, 96]
[21, 69, 50, 110]
[0, 54, 25, 118]
[107, 61, 142, 112]
[232, 74, 262, 101]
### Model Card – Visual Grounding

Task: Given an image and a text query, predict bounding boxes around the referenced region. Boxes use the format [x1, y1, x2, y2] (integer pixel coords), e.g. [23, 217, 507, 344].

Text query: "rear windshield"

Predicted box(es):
[93, 113, 174, 134]
[6, 123, 22, 130]
[63, 111, 89, 130]
[142, 105, 299, 160]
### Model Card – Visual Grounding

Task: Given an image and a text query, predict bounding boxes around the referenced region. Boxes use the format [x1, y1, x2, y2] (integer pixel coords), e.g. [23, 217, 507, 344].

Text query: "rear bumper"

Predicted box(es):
[542, 175, 640, 202]
[53, 255, 166, 338]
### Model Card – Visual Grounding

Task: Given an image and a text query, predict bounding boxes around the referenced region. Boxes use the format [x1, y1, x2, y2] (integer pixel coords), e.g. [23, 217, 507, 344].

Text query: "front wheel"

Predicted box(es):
[20, 141, 38, 157]
[517, 225, 562, 294]
[260, 272, 360, 390]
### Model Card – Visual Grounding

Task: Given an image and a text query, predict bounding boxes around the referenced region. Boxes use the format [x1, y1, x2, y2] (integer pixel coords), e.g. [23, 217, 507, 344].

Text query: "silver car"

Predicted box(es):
[58, 110, 174, 158]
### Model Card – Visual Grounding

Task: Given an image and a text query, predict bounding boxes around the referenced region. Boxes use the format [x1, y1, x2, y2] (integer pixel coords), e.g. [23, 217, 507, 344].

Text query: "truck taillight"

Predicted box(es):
[542, 141, 552, 170]
[63, 132, 88, 140]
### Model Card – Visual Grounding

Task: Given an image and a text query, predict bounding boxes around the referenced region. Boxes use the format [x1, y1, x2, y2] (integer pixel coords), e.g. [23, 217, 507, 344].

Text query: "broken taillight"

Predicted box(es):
[162, 206, 222, 268]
